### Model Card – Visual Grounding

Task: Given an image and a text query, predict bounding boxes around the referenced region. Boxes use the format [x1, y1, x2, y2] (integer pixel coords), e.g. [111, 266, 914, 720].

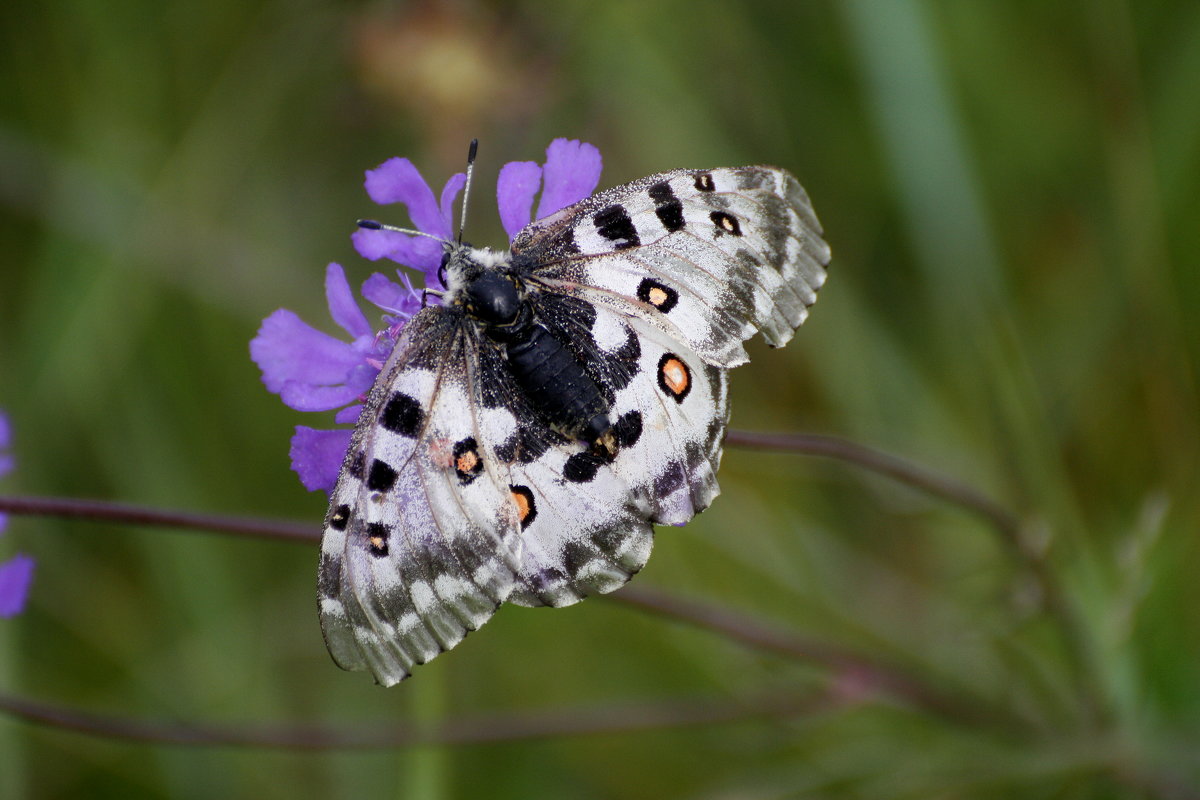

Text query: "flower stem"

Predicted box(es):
[0, 688, 836, 750]
[0, 494, 315, 543]
[724, 429, 1105, 727]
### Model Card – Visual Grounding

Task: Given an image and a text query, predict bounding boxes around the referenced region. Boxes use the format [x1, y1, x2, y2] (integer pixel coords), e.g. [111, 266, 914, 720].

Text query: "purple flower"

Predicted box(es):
[0, 410, 35, 618]
[250, 263, 420, 492]
[251, 139, 603, 493]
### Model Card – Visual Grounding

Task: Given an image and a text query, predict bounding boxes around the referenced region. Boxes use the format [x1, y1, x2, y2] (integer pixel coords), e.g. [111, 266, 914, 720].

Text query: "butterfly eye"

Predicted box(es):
[437, 252, 450, 288]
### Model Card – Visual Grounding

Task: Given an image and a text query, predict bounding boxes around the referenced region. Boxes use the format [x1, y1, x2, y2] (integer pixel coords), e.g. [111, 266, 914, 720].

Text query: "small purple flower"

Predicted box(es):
[0, 410, 35, 618]
[251, 139, 603, 493]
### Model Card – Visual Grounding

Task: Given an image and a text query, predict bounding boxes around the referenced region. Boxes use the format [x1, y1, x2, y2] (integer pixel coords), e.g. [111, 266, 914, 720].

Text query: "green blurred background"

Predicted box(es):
[2, 0, 1199, 797]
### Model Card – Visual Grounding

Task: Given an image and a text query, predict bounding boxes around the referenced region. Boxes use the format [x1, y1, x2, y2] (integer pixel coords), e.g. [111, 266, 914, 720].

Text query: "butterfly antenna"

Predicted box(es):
[457, 138, 479, 243]
[356, 219, 448, 243]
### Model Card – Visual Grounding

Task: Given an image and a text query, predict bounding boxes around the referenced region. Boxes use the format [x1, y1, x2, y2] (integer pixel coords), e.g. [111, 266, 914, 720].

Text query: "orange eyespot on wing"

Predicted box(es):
[657, 353, 692, 402]
[509, 485, 537, 530]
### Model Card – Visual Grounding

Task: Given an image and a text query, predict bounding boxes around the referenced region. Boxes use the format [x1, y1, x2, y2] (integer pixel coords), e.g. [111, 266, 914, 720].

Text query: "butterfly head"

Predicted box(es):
[441, 242, 521, 322]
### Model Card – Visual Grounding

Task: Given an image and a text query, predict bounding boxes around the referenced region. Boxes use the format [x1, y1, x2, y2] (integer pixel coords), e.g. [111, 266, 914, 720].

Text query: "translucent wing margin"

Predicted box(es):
[512, 166, 830, 368]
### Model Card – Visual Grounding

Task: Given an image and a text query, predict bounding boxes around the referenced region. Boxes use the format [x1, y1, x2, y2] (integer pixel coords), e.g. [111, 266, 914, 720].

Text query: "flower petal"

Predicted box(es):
[334, 404, 363, 424]
[279, 362, 376, 412]
[279, 381, 362, 413]
[325, 263, 371, 340]
[250, 309, 362, 394]
[351, 229, 444, 277]
[364, 158, 452, 239]
[536, 138, 602, 220]
[362, 272, 422, 318]
[496, 161, 542, 240]
[0, 554, 35, 618]
[290, 427, 353, 493]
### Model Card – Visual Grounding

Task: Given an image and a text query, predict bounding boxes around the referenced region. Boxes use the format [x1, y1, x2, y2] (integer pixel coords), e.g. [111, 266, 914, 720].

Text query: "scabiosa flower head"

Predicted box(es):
[251, 139, 603, 493]
[0, 410, 35, 618]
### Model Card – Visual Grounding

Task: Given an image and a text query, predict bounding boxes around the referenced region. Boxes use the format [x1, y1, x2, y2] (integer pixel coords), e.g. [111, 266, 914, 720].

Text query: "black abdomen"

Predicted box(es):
[504, 323, 611, 442]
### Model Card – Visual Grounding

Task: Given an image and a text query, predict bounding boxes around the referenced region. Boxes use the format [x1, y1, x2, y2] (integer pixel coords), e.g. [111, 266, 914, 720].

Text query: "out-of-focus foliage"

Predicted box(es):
[1, 1, 1198, 797]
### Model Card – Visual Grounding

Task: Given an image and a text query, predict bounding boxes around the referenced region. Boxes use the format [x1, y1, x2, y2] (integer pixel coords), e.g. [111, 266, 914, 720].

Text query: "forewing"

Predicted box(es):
[318, 308, 525, 686]
[513, 166, 830, 368]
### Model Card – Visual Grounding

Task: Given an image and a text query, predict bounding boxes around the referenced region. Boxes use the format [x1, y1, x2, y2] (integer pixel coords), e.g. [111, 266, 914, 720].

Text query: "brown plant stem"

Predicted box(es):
[724, 430, 1020, 537]
[0, 429, 1083, 731]
[724, 429, 1104, 727]
[0, 494, 316, 543]
[610, 584, 1028, 734]
[0, 689, 835, 750]
[0, 496, 1024, 734]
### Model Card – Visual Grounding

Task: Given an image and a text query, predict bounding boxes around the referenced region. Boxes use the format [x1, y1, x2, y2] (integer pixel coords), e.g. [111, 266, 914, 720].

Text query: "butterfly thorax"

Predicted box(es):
[445, 242, 616, 457]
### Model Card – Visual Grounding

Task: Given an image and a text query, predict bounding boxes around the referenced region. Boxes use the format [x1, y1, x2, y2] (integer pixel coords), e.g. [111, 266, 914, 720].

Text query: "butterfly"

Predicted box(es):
[319, 149, 830, 685]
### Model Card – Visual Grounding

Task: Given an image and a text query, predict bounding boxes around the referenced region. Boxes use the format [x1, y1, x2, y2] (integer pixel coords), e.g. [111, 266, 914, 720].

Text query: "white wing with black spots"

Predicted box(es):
[514, 166, 829, 368]
[319, 311, 524, 686]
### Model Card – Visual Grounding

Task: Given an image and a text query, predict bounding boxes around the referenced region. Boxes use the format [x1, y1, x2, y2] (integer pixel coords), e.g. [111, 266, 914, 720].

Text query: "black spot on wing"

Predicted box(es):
[366, 459, 398, 492]
[593, 204, 640, 250]
[613, 410, 643, 449]
[329, 504, 351, 531]
[657, 353, 693, 403]
[452, 437, 484, 485]
[509, 484, 537, 530]
[379, 392, 424, 436]
[636, 278, 679, 313]
[710, 210, 742, 236]
[647, 181, 685, 232]
[564, 451, 605, 483]
[365, 522, 390, 557]
[347, 450, 366, 480]
[694, 172, 716, 192]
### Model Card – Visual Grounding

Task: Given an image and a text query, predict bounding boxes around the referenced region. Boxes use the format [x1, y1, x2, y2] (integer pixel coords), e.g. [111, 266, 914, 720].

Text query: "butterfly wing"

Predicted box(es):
[496, 293, 728, 609]
[512, 165, 829, 369]
[319, 308, 528, 686]
[494, 165, 824, 607]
